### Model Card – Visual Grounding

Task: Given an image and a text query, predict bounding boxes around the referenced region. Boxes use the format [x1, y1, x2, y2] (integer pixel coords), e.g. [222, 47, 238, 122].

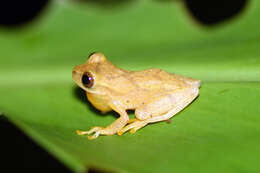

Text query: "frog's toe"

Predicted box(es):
[130, 121, 148, 133]
[117, 118, 139, 135]
[117, 127, 130, 136]
[118, 120, 148, 135]
[130, 129, 136, 134]
[117, 130, 124, 136]
[128, 118, 138, 124]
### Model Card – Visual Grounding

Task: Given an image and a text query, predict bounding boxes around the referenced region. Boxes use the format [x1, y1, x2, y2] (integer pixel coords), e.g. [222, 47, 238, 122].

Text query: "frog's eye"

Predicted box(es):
[82, 72, 94, 88]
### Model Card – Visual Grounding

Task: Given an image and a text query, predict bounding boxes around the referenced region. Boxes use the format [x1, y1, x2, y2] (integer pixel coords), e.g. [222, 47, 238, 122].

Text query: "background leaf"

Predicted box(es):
[1, 1, 260, 172]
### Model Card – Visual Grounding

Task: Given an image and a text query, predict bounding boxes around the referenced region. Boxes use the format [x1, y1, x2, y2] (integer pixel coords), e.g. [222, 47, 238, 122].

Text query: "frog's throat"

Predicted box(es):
[86, 88, 106, 95]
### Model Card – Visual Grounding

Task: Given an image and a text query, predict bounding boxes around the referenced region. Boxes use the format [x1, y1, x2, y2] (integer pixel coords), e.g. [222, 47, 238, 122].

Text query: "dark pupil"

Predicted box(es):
[82, 73, 92, 87]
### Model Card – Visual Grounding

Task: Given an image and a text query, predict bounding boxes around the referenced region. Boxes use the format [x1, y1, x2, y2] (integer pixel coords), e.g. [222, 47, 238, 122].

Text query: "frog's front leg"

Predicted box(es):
[77, 102, 129, 140]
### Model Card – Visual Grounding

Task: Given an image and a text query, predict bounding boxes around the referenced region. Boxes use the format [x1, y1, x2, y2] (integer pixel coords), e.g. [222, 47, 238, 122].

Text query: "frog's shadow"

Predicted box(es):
[73, 86, 119, 119]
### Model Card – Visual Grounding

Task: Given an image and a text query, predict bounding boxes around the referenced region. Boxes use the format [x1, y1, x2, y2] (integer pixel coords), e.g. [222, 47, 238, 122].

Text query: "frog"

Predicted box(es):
[72, 52, 200, 139]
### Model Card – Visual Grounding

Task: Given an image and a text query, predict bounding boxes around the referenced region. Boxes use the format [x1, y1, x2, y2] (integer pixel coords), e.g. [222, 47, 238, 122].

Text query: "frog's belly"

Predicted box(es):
[86, 92, 112, 113]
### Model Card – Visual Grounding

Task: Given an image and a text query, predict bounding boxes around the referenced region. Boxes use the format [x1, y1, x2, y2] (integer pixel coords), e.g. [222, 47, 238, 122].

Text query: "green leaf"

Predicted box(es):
[1, 1, 260, 172]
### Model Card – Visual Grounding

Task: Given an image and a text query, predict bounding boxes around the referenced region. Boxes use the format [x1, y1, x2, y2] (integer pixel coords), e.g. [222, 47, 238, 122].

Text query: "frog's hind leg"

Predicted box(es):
[118, 119, 148, 135]
[118, 87, 199, 135]
[148, 87, 199, 123]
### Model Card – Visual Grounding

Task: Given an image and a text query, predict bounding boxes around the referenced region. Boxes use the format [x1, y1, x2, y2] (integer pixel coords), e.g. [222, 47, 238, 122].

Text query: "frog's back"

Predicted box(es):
[130, 68, 200, 90]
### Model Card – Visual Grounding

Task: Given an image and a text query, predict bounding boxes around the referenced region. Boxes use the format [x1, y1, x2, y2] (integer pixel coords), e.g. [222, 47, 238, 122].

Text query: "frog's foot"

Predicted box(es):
[76, 126, 109, 140]
[117, 119, 148, 135]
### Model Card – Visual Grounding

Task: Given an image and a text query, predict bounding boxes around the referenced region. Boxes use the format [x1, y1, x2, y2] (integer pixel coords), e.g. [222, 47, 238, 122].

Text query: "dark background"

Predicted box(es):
[0, 116, 71, 172]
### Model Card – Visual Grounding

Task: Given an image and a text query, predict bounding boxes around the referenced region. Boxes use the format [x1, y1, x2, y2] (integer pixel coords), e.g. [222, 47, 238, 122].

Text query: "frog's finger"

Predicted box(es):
[76, 130, 89, 135]
[87, 127, 103, 134]
[76, 126, 103, 135]
[87, 132, 100, 140]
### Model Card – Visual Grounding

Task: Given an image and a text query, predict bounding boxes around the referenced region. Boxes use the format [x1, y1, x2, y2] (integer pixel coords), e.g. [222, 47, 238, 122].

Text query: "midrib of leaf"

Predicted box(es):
[0, 64, 260, 87]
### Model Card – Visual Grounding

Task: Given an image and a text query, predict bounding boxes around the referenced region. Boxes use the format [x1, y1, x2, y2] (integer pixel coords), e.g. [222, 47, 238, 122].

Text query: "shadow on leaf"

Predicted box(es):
[73, 86, 119, 119]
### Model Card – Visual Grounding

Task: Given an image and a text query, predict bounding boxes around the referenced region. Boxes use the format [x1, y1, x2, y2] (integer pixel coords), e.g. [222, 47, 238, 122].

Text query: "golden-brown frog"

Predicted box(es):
[72, 53, 200, 139]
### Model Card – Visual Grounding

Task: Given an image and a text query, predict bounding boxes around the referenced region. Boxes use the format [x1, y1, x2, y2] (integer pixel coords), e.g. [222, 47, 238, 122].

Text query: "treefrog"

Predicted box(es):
[72, 53, 200, 139]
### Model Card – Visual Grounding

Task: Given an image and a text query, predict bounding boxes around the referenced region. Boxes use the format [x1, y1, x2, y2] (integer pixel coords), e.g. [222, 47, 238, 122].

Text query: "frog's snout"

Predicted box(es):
[72, 69, 81, 84]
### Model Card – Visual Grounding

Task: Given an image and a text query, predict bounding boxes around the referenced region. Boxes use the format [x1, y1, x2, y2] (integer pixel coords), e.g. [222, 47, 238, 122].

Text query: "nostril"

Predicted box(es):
[72, 71, 80, 81]
[72, 71, 76, 77]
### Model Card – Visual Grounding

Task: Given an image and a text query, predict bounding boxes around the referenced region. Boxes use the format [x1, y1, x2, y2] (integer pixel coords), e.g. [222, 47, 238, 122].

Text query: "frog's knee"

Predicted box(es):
[135, 109, 151, 120]
[190, 87, 199, 97]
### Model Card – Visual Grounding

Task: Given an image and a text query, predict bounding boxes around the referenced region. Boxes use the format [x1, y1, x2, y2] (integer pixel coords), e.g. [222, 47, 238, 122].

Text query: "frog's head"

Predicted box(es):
[72, 52, 124, 95]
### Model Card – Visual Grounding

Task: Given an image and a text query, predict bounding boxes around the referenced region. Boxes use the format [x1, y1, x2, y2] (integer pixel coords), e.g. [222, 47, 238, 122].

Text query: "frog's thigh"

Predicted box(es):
[148, 87, 199, 123]
[119, 87, 198, 135]
[135, 93, 174, 120]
